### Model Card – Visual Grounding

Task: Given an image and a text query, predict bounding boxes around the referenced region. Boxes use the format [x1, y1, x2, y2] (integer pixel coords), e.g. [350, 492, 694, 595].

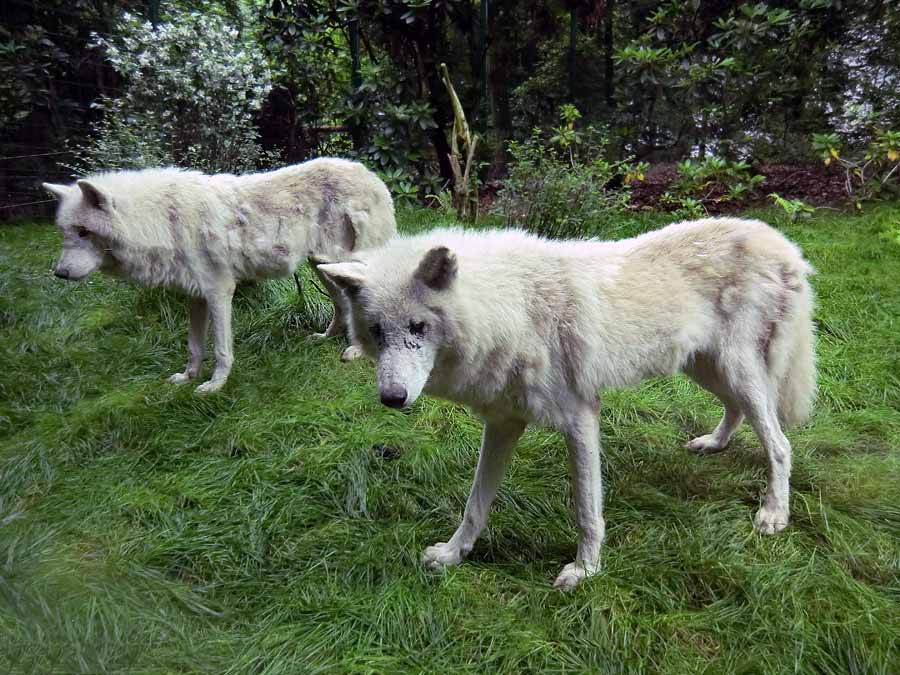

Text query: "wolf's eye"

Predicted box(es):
[76, 227, 90, 238]
[409, 321, 427, 338]
[369, 323, 382, 339]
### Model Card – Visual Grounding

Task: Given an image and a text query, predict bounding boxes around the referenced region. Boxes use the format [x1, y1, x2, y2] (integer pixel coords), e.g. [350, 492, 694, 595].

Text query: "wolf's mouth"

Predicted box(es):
[53, 268, 88, 281]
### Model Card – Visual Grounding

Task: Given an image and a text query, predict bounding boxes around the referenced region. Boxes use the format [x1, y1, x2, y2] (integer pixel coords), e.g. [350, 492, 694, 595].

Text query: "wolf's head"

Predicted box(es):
[315, 244, 458, 409]
[42, 180, 117, 281]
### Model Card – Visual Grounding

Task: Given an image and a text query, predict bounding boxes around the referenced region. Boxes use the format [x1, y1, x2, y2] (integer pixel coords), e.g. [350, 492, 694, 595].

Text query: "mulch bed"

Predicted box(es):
[479, 162, 850, 215]
[628, 162, 848, 213]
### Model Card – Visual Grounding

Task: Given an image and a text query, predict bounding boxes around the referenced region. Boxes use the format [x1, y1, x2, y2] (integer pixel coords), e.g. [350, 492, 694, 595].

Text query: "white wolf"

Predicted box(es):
[43, 158, 396, 393]
[316, 217, 816, 589]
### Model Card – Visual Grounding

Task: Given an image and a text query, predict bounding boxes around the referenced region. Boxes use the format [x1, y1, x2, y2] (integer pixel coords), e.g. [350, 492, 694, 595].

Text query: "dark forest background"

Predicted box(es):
[2, 1, 899, 219]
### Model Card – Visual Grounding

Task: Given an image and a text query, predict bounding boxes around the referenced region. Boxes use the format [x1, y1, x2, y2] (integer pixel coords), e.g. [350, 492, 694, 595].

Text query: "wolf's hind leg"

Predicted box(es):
[685, 405, 743, 454]
[422, 417, 526, 570]
[195, 285, 235, 394]
[722, 351, 793, 534]
[554, 401, 606, 589]
[311, 261, 364, 361]
[320, 296, 347, 339]
[169, 297, 208, 384]
[684, 354, 744, 453]
[340, 345, 364, 361]
[311, 261, 347, 339]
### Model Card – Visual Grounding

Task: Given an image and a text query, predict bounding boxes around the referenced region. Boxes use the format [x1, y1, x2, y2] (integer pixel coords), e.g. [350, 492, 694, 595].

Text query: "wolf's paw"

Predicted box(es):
[340, 345, 364, 362]
[168, 372, 192, 385]
[754, 505, 789, 535]
[422, 542, 463, 570]
[553, 561, 599, 590]
[684, 433, 729, 454]
[312, 332, 328, 340]
[194, 379, 225, 395]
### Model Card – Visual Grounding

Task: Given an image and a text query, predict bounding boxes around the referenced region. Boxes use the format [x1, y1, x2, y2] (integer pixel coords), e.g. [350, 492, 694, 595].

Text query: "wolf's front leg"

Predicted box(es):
[554, 402, 606, 589]
[423, 417, 526, 570]
[195, 285, 235, 394]
[168, 297, 208, 384]
[310, 260, 363, 361]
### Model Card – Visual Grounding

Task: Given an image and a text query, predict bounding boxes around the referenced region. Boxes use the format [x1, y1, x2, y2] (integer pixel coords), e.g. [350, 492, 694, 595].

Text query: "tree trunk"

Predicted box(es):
[418, 10, 456, 185]
[348, 16, 365, 151]
[425, 85, 456, 186]
[603, 0, 615, 107]
[568, 5, 577, 101]
[488, 45, 512, 177]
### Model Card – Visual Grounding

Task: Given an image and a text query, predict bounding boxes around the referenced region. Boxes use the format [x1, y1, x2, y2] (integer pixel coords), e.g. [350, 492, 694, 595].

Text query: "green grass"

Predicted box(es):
[1, 204, 899, 674]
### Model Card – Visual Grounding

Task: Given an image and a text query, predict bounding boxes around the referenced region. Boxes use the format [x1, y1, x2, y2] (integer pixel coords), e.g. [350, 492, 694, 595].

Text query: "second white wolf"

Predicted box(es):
[44, 158, 395, 393]
[316, 217, 816, 589]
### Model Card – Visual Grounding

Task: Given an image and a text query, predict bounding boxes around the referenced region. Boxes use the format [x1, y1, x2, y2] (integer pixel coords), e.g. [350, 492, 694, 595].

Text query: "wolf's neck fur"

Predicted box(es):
[104, 235, 201, 295]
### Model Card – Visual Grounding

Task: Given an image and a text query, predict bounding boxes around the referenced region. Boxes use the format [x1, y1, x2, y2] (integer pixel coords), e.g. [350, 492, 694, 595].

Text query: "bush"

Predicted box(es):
[494, 107, 642, 239]
[343, 60, 443, 203]
[670, 157, 765, 201]
[659, 156, 765, 217]
[813, 129, 900, 207]
[70, 9, 275, 175]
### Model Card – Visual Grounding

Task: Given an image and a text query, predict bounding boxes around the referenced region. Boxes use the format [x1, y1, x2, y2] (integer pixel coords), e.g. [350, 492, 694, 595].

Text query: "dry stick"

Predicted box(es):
[293, 271, 329, 299]
[461, 135, 479, 220]
[439, 62, 479, 221]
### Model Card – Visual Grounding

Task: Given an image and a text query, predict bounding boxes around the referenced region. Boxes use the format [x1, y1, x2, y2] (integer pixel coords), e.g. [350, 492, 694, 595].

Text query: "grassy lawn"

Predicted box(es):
[1, 205, 899, 674]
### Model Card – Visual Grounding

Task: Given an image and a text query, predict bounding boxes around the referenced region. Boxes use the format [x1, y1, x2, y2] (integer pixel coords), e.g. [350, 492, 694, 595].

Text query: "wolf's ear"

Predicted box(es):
[76, 179, 113, 211]
[42, 182, 72, 200]
[415, 246, 457, 291]
[317, 262, 367, 295]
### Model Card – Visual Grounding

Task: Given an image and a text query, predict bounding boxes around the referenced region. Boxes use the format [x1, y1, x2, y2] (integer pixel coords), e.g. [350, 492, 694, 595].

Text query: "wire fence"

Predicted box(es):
[0, 141, 67, 150]
[0, 174, 69, 179]
[5, 0, 104, 21]
[0, 199, 58, 210]
[1, 148, 75, 219]
[0, 2, 350, 221]
[3, 0, 130, 221]
[0, 150, 72, 162]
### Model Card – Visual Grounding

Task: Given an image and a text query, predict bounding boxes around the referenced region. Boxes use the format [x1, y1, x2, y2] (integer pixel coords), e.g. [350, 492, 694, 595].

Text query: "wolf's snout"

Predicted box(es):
[380, 385, 408, 409]
[54, 267, 70, 279]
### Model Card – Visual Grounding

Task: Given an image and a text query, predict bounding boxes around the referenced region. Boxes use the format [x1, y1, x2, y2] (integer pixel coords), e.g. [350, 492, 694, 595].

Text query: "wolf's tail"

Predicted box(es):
[769, 263, 817, 428]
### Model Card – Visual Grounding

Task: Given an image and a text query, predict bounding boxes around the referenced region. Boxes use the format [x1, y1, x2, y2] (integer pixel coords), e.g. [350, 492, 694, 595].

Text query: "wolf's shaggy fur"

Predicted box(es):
[44, 158, 396, 392]
[317, 217, 817, 588]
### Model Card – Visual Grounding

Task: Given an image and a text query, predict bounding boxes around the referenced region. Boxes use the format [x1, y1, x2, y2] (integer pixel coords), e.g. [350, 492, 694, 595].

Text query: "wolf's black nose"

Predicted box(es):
[380, 385, 408, 409]
[54, 268, 69, 279]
